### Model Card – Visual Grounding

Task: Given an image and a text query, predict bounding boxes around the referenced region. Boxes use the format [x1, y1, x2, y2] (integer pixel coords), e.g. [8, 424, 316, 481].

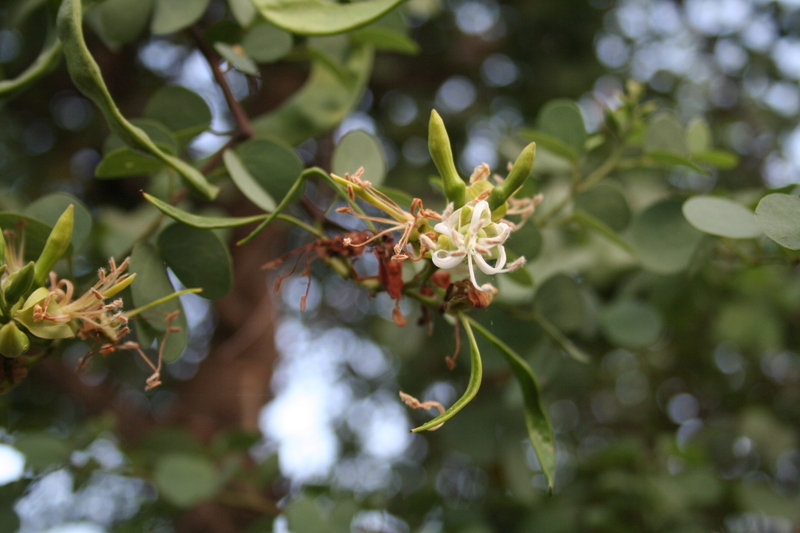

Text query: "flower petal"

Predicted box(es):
[432, 250, 466, 270]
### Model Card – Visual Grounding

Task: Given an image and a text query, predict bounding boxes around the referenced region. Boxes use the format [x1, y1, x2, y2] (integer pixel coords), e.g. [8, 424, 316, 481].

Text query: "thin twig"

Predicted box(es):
[188, 25, 255, 141]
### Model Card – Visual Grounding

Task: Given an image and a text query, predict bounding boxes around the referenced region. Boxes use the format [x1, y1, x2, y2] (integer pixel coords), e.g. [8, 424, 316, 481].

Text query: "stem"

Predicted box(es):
[125, 288, 203, 318]
[189, 26, 254, 141]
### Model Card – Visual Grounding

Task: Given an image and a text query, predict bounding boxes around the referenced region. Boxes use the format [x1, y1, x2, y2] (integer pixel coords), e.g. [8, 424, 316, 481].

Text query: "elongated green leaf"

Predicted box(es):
[158, 224, 233, 300]
[151, 0, 211, 35]
[692, 149, 739, 169]
[645, 151, 709, 174]
[412, 313, 482, 432]
[143, 193, 269, 228]
[572, 209, 635, 254]
[349, 26, 419, 54]
[57, 0, 219, 199]
[682, 196, 761, 239]
[755, 193, 800, 249]
[251, 43, 374, 145]
[466, 317, 556, 490]
[0, 26, 61, 99]
[252, 0, 406, 36]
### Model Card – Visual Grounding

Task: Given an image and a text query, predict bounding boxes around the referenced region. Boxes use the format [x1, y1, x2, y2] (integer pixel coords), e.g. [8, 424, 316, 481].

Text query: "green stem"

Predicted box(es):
[125, 288, 202, 318]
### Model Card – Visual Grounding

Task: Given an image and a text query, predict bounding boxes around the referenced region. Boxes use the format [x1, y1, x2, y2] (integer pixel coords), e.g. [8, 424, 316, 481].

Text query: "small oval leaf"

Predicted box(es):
[332, 129, 387, 186]
[682, 196, 761, 239]
[158, 223, 233, 300]
[755, 193, 800, 249]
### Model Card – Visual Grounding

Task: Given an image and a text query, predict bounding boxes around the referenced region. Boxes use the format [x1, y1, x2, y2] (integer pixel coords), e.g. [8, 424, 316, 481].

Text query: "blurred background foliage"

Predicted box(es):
[1, 0, 800, 532]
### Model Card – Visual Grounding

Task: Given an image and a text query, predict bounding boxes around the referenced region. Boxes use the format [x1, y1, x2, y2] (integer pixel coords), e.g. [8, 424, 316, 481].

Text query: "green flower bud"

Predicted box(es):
[0, 322, 30, 358]
[4, 261, 35, 308]
[33, 204, 73, 287]
[428, 110, 466, 208]
[487, 142, 536, 211]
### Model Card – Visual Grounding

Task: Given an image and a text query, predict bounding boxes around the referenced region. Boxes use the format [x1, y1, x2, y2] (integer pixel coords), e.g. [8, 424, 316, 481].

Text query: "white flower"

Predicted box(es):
[426, 200, 512, 291]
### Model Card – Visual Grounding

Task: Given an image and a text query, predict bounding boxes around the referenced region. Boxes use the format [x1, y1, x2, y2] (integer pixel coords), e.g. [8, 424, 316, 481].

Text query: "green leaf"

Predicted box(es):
[682, 196, 761, 239]
[129, 242, 188, 362]
[331, 130, 387, 186]
[286, 495, 359, 533]
[96, 0, 154, 44]
[57, 0, 219, 199]
[534, 313, 591, 364]
[235, 139, 304, 202]
[242, 23, 293, 63]
[153, 453, 219, 508]
[644, 112, 687, 155]
[519, 128, 578, 162]
[228, 0, 257, 26]
[158, 223, 233, 300]
[151, 0, 211, 35]
[466, 317, 556, 490]
[251, 43, 374, 146]
[508, 222, 542, 261]
[376, 186, 414, 208]
[630, 198, 705, 274]
[349, 26, 419, 54]
[95, 147, 167, 178]
[24, 192, 92, 249]
[412, 313, 483, 432]
[214, 42, 259, 76]
[533, 274, 587, 333]
[143, 193, 269, 228]
[685, 117, 711, 154]
[574, 183, 631, 232]
[0, 213, 58, 262]
[536, 99, 586, 157]
[755, 193, 800, 249]
[644, 151, 709, 174]
[144, 86, 212, 144]
[692, 149, 739, 170]
[572, 209, 634, 254]
[224, 150, 276, 211]
[600, 299, 662, 349]
[252, 0, 407, 36]
[14, 433, 71, 472]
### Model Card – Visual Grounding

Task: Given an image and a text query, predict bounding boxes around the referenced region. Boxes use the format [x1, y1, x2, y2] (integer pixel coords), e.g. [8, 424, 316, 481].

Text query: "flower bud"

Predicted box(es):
[0, 322, 30, 358]
[3, 261, 35, 308]
[34, 205, 74, 287]
[487, 142, 536, 211]
[428, 111, 466, 208]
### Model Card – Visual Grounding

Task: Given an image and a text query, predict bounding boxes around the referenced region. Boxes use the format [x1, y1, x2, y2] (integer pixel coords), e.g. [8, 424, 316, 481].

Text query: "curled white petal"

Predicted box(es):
[432, 250, 466, 270]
